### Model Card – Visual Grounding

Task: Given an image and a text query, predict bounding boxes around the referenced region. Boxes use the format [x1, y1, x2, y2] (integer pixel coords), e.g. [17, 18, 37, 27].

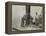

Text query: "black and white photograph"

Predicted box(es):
[12, 5, 44, 31]
[5, 2, 45, 34]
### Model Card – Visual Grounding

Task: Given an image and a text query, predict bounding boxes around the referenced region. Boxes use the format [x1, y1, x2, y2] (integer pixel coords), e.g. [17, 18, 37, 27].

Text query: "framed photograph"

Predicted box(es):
[5, 2, 45, 34]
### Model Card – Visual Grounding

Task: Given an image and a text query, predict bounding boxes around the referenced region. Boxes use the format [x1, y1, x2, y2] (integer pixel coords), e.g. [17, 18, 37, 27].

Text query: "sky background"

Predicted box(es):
[12, 5, 26, 29]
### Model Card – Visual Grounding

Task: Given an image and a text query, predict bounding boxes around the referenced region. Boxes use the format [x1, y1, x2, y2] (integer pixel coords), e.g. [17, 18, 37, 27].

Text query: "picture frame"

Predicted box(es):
[5, 1, 45, 34]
